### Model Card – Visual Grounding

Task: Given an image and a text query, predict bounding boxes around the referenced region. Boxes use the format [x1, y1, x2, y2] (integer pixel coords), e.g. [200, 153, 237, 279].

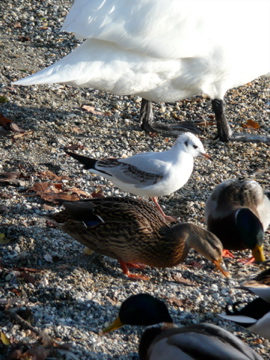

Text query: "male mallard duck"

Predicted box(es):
[13, 1, 270, 142]
[102, 293, 263, 360]
[65, 132, 210, 222]
[243, 265, 270, 302]
[48, 197, 229, 280]
[219, 267, 270, 340]
[205, 179, 270, 263]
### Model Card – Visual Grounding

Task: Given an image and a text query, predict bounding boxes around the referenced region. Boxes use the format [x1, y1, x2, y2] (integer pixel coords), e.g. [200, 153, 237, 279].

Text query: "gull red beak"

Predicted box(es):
[202, 152, 212, 161]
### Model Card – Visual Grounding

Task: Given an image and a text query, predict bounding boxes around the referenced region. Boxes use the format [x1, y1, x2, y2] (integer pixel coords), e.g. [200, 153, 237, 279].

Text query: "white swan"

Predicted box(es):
[13, 0, 270, 141]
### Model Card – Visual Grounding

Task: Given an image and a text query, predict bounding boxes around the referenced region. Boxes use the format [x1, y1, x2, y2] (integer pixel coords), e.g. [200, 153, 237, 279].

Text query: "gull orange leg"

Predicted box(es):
[125, 263, 146, 270]
[238, 257, 255, 265]
[152, 197, 177, 222]
[118, 259, 149, 280]
[222, 249, 235, 258]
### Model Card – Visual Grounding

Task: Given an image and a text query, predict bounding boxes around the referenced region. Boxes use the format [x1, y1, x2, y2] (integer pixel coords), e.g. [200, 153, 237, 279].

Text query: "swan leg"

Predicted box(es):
[140, 99, 201, 136]
[212, 99, 270, 143]
[212, 99, 232, 142]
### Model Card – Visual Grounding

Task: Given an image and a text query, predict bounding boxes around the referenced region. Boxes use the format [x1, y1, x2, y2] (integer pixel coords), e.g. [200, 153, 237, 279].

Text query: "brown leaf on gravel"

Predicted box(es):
[71, 126, 84, 134]
[0, 113, 26, 134]
[0, 331, 10, 345]
[18, 271, 36, 285]
[172, 274, 197, 286]
[38, 170, 70, 182]
[91, 187, 105, 198]
[0, 113, 12, 129]
[28, 182, 91, 202]
[16, 267, 41, 273]
[242, 119, 260, 129]
[195, 120, 216, 127]
[81, 104, 103, 115]
[13, 22, 22, 28]
[64, 144, 85, 152]
[0, 172, 26, 186]
[10, 122, 25, 133]
[19, 35, 30, 42]
[21, 345, 50, 360]
[166, 297, 185, 307]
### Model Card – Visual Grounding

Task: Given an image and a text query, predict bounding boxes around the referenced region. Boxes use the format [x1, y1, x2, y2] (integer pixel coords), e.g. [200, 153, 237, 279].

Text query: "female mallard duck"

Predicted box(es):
[48, 197, 229, 280]
[219, 266, 270, 340]
[205, 179, 270, 263]
[102, 293, 263, 360]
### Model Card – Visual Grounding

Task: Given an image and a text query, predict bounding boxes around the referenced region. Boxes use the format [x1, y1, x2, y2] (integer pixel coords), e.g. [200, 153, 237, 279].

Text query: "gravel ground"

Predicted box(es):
[1, 1, 270, 359]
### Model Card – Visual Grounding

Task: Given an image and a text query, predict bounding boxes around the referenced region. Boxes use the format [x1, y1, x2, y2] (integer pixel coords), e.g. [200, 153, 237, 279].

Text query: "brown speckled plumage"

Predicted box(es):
[49, 197, 229, 279]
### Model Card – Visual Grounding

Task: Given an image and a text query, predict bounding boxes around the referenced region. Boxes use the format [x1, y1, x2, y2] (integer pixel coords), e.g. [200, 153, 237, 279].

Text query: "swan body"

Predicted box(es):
[13, 0, 270, 141]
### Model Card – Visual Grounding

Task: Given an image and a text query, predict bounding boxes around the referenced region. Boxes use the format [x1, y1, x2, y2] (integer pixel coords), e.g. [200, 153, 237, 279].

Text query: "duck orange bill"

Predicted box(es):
[252, 244, 266, 262]
[212, 259, 230, 278]
[202, 153, 212, 161]
[101, 316, 124, 334]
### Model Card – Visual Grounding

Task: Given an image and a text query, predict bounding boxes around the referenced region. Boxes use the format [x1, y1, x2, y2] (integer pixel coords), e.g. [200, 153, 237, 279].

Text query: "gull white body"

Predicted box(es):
[14, 0, 270, 103]
[94, 142, 195, 198]
[67, 132, 207, 198]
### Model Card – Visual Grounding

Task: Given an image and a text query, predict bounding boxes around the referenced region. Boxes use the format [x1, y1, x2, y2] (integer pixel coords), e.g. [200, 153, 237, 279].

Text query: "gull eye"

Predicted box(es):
[185, 140, 188, 146]
[193, 144, 198, 149]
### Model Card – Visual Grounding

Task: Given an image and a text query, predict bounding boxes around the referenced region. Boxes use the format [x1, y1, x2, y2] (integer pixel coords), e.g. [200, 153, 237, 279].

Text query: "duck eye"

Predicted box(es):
[193, 145, 198, 149]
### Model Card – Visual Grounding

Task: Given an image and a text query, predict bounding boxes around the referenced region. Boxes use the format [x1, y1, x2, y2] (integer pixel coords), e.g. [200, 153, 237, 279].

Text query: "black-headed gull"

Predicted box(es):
[13, 0, 270, 142]
[66, 132, 210, 221]
[205, 179, 270, 263]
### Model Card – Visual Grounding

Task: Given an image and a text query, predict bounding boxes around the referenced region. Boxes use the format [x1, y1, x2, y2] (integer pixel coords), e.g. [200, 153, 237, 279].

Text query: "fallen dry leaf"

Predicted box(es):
[242, 119, 260, 129]
[0, 331, 10, 345]
[19, 35, 30, 42]
[0, 172, 26, 186]
[13, 22, 22, 28]
[172, 274, 196, 286]
[12, 130, 33, 140]
[0, 113, 12, 129]
[38, 170, 70, 182]
[9, 122, 25, 133]
[28, 182, 90, 202]
[81, 104, 103, 115]
[166, 297, 185, 307]
[64, 144, 85, 152]
[0, 233, 11, 245]
[91, 187, 105, 198]
[23, 345, 50, 360]
[18, 271, 36, 285]
[16, 267, 41, 273]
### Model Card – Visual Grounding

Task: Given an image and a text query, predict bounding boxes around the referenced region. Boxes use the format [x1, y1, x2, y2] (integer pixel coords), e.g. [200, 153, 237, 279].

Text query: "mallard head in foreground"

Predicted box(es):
[102, 293, 263, 360]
